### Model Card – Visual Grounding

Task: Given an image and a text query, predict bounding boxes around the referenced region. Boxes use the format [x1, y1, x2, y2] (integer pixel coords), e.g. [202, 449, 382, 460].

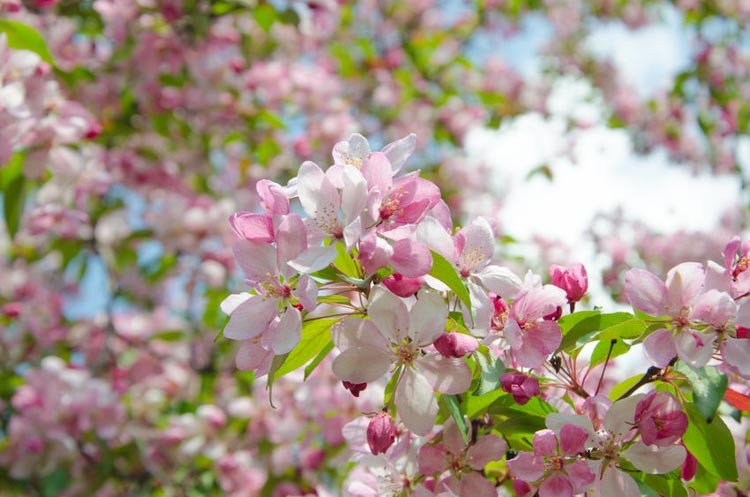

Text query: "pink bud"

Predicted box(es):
[543, 305, 562, 321]
[382, 272, 423, 297]
[367, 413, 397, 455]
[501, 372, 540, 406]
[433, 332, 478, 358]
[342, 381, 366, 397]
[550, 263, 588, 303]
[635, 391, 688, 447]
[681, 443, 697, 480]
[512, 479, 535, 497]
[302, 448, 326, 470]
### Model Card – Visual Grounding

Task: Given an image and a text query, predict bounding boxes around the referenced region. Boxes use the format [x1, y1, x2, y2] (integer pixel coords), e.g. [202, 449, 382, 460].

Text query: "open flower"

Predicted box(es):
[332, 286, 471, 435]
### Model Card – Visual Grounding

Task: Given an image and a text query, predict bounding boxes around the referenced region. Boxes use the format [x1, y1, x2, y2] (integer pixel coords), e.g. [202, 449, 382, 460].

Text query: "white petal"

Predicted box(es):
[220, 293, 250, 315]
[223, 296, 278, 340]
[417, 354, 471, 395]
[368, 285, 410, 343]
[395, 368, 438, 436]
[476, 265, 523, 299]
[598, 468, 641, 497]
[409, 289, 447, 346]
[288, 245, 338, 274]
[604, 395, 643, 438]
[624, 441, 686, 474]
[266, 306, 302, 354]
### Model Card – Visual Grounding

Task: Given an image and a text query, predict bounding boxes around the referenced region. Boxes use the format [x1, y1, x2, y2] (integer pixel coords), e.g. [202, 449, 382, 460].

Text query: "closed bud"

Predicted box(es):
[550, 263, 588, 303]
[367, 412, 397, 455]
[382, 273, 423, 297]
[501, 372, 540, 406]
[433, 332, 478, 358]
[342, 381, 367, 397]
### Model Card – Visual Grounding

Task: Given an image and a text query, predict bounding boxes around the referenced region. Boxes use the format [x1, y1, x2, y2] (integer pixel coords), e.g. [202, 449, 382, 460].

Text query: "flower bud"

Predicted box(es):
[635, 391, 687, 447]
[367, 412, 397, 455]
[382, 273, 423, 297]
[342, 381, 367, 397]
[550, 263, 588, 303]
[501, 372, 540, 406]
[681, 443, 697, 481]
[433, 332, 478, 358]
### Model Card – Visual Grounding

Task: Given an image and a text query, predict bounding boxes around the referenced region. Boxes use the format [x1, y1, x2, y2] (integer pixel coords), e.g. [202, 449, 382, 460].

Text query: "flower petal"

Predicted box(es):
[223, 296, 277, 340]
[368, 285, 410, 343]
[417, 353, 471, 395]
[395, 368, 437, 436]
[623, 441, 686, 474]
[642, 328, 677, 368]
[409, 288, 447, 346]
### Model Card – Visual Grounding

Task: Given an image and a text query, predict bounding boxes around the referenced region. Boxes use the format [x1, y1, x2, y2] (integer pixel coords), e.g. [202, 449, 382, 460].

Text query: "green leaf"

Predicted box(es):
[274, 318, 340, 377]
[464, 389, 505, 418]
[443, 395, 468, 445]
[252, 4, 276, 32]
[557, 311, 633, 353]
[682, 402, 738, 481]
[675, 363, 727, 423]
[40, 468, 70, 497]
[634, 471, 688, 497]
[608, 374, 642, 400]
[266, 353, 289, 408]
[0, 20, 55, 64]
[304, 340, 334, 380]
[152, 330, 185, 342]
[595, 319, 647, 341]
[1, 153, 26, 240]
[428, 250, 471, 311]
[474, 350, 505, 395]
[589, 338, 629, 368]
[333, 242, 359, 278]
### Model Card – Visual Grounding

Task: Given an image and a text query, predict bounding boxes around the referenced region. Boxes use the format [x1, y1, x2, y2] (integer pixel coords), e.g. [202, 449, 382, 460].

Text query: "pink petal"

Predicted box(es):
[263, 306, 301, 355]
[295, 275, 318, 311]
[458, 472, 498, 497]
[417, 353, 471, 395]
[665, 262, 705, 311]
[642, 328, 677, 368]
[674, 329, 716, 368]
[229, 212, 274, 242]
[361, 152, 392, 195]
[539, 473, 573, 497]
[223, 296, 277, 340]
[690, 289, 737, 327]
[232, 239, 277, 282]
[507, 452, 545, 482]
[442, 419, 467, 454]
[567, 460, 595, 492]
[722, 337, 750, 377]
[533, 429, 557, 457]
[418, 444, 448, 475]
[391, 239, 432, 278]
[559, 424, 589, 457]
[395, 368, 438, 436]
[382, 133, 416, 173]
[275, 214, 307, 270]
[235, 340, 273, 373]
[513, 320, 562, 368]
[467, 434, 506, 470]
[624, 269, 668, 317]
[456, 217, 494, 274]
[331, 318, 388, 353]
[256, 179, 290, 216]
[332, 347, 392, 384]
[340, 165, 367, 225]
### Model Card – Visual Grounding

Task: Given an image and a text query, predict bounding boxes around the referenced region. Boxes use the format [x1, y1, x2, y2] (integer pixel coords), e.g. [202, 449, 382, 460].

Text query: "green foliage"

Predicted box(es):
[0, 20, 54, 64]
[442, 395, 469, 444]
[682, 401, 738, 482]
[1, 152, 27, 240]
[428, 250, 471, 311]
[273, 318, 340, 378]
[675, 363, 728, 423]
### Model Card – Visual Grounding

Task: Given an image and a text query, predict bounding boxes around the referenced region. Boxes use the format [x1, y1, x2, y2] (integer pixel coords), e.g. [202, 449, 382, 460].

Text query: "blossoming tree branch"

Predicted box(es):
[221, 133, 748, 497]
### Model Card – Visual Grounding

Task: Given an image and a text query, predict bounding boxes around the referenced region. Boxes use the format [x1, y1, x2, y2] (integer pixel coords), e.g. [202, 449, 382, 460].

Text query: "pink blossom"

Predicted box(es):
[549, 263, 588, 304]
[332, 286, 471, 435]
[501, 372, 540, 405]
[367, 413, 397, 455]
[634, 391, 688, 447]
[507, 426, 595, 497]
[433, 332, 478, 358]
